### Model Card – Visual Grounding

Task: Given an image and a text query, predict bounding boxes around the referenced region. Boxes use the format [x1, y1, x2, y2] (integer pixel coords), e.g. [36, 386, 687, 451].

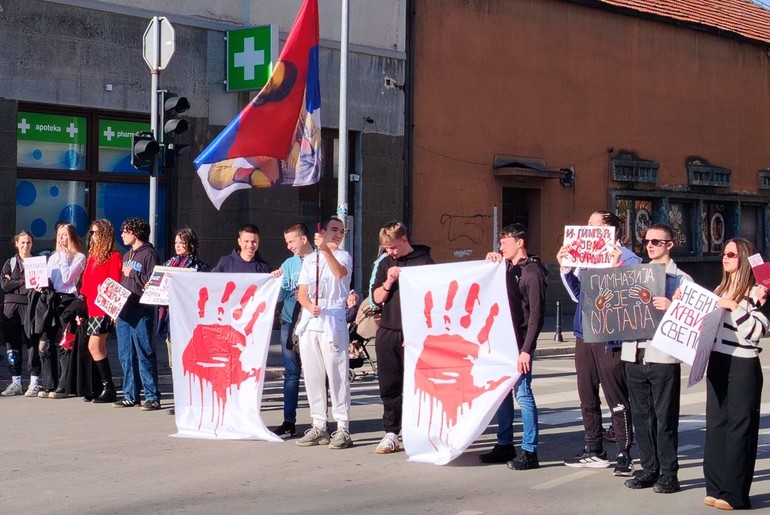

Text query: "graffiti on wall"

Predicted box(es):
[440, 213, 489, 245]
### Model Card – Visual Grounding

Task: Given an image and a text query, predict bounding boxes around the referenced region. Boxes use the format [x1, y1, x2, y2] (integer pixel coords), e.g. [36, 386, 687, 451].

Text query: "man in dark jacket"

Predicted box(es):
[479, 223, 548, 470]
[212, 223, 271, 273]
[371, 221, 433, 454]
[113, 217, 160, 410]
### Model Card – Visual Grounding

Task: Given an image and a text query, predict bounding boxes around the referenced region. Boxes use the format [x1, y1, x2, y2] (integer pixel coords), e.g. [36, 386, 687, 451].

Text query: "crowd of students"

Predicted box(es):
[2, 211, 767, 510]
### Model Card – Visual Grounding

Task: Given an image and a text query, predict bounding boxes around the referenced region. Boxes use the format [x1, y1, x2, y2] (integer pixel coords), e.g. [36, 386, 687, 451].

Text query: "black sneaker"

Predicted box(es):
[141, 400, 161, 411]
[507, 450, 539, 470]
[653, 474, 681, 494]
[624, 470, 659, 489]
[564, 448, 610, 468]
[478, 444, 517, 464]
[613, 451, 634, 476]
[273, 421, 297, 439]
[112, 398, 136, 408]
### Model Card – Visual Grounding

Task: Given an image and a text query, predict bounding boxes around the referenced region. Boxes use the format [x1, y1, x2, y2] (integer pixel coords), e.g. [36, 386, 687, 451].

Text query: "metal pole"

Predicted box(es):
[554, 300, 564, 342]
[492, 205, 498, 251]
[148, 16, 160, 247]
[336, 0, 350, 248]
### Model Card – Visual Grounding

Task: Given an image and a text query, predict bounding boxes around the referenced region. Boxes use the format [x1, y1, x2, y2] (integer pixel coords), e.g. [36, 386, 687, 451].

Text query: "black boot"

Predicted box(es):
[93, 381, 116, 403]
[93, 358, 116, 404]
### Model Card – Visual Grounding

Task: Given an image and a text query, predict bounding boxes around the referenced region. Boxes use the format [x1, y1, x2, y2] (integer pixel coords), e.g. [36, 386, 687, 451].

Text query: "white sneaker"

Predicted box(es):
[1, 383, 23, 396]
[24, 384, 42, 397]
[375, 432, 401, 454]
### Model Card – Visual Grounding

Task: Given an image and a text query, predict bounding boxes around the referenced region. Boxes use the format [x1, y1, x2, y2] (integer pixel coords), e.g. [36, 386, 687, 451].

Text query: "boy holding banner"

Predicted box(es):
[557, 210, 639, 475]
[479, 223, 547, 470]
[621, 224, 691, 494]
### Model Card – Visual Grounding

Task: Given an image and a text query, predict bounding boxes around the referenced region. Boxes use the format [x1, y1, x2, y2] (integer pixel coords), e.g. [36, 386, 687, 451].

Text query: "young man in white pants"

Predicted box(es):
[295, 217, 353, 449]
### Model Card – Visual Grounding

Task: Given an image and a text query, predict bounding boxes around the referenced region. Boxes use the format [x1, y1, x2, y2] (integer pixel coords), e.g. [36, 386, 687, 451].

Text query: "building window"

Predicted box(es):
[616, 197, 653, 255]
[741, 204, 766, 256]
[666, 201, 695, 255]
[687, 158, 731, 188]
[702, 202, 729, 255]
[16, 105, 166, 257]
[611, 152, 659, 184]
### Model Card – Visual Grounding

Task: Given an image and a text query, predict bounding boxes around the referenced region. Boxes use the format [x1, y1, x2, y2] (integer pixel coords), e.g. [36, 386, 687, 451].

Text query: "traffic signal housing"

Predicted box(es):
[160, 93, 190, 169]
[131, 131, 159, 170]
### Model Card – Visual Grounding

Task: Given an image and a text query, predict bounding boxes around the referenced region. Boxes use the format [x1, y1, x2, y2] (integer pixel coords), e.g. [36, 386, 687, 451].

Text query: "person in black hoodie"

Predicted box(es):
[479, 223, 548, 471]
[113, 217, 160, 410]
[370, 221, 433, 454]
[211, 223, 271, 273]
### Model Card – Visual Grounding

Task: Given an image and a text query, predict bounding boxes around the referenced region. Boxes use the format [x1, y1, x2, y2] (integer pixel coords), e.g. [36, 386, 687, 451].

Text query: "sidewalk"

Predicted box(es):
[0, 315, 576, 385]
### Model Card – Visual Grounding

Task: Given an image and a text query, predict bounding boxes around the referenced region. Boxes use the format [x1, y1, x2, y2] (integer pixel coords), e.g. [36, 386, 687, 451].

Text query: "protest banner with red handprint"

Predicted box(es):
[169, 273, 282, 440]
[400, 260, 519, 465]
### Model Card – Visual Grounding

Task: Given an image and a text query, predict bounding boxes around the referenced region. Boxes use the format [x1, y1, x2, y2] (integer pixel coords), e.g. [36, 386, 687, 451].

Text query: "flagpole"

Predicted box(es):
[336, 0, 349, 249]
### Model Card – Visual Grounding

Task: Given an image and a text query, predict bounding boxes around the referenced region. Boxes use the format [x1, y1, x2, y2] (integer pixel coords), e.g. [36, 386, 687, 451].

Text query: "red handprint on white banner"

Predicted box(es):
[414, 280, 510, 449]
[182, 281, 266, 434]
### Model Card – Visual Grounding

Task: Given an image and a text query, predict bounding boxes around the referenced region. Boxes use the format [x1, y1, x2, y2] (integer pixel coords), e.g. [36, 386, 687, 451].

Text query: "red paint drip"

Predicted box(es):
[197, 288, 209, 318]
[182, 324, 261, 435]
[424, 291, 434, 328]
[445, 281, 458, 310]
[461, 283, 480, 328]
[233, 284, 259, 321]
[245, 302, 267, 336]
[221, 281, 236, 303]
[477, 303, 499, 346]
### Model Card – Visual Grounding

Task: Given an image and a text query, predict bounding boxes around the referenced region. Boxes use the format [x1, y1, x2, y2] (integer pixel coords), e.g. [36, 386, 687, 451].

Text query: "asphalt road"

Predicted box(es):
[4, 351, 770, 514]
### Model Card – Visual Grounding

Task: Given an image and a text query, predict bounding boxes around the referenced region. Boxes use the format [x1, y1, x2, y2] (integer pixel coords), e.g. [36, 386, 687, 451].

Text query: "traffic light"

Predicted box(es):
[160, 93, 190, 169]
[131, 131, 159, 170]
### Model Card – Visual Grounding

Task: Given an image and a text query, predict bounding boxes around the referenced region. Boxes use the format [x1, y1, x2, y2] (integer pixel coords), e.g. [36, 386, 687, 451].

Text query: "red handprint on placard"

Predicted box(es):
[415, 280, 510, 449]
[595, 288, 614, 310]
[629, 285, 652, 303]
[182, 281, 266, 434]
[567, 238, 584, 261]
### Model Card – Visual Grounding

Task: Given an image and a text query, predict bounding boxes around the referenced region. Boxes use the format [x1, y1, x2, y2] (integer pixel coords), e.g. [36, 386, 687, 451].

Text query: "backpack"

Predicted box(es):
[353, 296, 381, 339]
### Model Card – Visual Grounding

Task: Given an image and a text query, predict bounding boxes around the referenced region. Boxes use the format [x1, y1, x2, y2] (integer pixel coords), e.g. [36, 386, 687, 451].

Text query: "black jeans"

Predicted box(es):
[625, 356, 680, 476]
[3, 302, 39, 377]
[704, 352, 762, 509]
[375, 326, 404, 434]
[575, 337, 631, 452]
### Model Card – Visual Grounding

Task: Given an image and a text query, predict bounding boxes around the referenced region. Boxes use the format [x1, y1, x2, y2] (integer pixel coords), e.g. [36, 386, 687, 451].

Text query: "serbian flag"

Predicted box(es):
[195, 0, 321, 210]
[169, 273, 282, 440]
[399, 261, 520, 465]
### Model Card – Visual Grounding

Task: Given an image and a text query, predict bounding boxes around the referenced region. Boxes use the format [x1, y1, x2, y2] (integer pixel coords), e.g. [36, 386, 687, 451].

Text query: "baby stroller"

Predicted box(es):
[347, 297, 379, 381]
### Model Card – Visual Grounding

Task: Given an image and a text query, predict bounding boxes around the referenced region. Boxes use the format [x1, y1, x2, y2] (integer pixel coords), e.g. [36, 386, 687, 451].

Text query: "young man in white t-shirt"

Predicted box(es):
[295, 217, 354, 449]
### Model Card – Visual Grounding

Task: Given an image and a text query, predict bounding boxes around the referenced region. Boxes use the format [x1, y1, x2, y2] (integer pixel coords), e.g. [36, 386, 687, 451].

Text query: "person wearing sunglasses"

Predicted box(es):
[621, 224, 691, 494]
[557, 210, 640, 475]
[79, 219, 122, 402]
[703, 238, 769, 510]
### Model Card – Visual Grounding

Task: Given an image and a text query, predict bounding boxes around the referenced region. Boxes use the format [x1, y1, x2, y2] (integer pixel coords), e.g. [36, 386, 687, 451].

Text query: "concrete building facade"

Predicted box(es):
[1, 0, 406, 290]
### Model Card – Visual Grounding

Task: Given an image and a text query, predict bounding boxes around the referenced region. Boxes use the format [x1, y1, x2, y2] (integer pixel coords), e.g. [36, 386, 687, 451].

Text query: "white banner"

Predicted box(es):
[650, 281, 721, 366]
[400, 261, 519, 465]
[24, 255, 49, 289]
[169, 273, 282, 440]
[140, 266, 196, 305]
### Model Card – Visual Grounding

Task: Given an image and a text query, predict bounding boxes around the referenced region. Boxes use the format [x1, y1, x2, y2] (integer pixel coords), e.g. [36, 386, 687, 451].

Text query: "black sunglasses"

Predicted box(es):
[642, 239, 671, 247]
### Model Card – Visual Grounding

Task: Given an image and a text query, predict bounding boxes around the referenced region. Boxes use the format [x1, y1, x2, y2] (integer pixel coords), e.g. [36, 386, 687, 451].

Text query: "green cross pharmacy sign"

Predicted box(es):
[226, 25, 278, 92]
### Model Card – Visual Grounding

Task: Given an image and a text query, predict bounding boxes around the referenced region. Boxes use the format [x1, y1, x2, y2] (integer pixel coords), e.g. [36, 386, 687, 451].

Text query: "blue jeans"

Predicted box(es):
[280, 322, 301, 424]
[495, 368, 538, 452]
[117, 306, 159, 402]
